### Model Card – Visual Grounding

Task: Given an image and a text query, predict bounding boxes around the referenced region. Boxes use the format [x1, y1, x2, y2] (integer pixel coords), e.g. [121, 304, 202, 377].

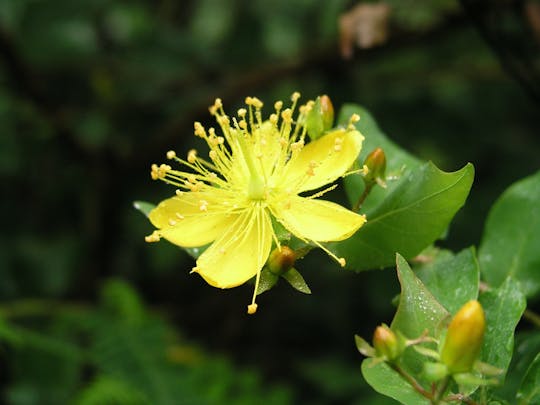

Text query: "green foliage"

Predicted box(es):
[517, 353, 540, 404]
[479, 170, 540, 297]
[351, 108, 538, 404]
[414, 247, 479, 314]
[479, 277, 526, 377]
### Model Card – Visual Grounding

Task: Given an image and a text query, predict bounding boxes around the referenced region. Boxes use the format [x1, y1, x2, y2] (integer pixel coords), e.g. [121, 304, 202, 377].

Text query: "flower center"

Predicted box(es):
[248, 175, 266, 200]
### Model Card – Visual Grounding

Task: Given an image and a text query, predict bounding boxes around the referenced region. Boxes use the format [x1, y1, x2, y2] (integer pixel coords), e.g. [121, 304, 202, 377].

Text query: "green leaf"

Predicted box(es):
[479, 277, 526, 379]
[517, 353, 540, 405]
[335, 162, 474, 271]
[337, 104, 421, 212]
[282, 268, 311, 294]
[478, 170, 540, 298]
[414, 247, 480, 314]
[392, 254, 449, 340]
[256, 268, 279, 295]
[361, 359, 430, 405]
[494, 331, 540, 401]
[133, 200, 155, 217]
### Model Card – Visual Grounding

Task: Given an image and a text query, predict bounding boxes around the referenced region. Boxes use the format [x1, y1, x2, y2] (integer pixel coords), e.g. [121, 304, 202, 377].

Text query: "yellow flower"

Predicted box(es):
[146, 93, 366, 313]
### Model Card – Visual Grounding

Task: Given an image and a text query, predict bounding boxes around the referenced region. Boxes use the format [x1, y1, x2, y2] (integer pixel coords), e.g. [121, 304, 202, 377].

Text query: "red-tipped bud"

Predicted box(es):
[441, 300, 485, 374]
[373, 324, 401, 362]
[267, 246, 296, 276]
[363, 148, 386, 185]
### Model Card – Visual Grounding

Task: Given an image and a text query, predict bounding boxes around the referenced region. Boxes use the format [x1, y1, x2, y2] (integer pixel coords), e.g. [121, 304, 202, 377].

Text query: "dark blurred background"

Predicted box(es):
[1, 0, 539, 404]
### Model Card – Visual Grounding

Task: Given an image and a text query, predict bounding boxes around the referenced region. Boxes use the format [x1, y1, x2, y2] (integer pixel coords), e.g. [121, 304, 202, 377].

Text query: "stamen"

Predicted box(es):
[145, 231, 161, 243]
[166, 150, 176, 159]
[187, 149, 197, 163]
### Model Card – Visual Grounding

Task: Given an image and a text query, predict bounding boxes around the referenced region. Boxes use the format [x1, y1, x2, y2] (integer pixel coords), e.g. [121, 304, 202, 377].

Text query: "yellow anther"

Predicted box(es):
[194, 122, 206, 137]
[274, 101, 283, 111]
[237, 108, 247, 117]
[175, 189, 183, 196]
[281, 109, 293, 122]
[362, 164, 369, 176]
[306, 160, 318, 176]
[269, 113, 278, 125]
[338, 258, 346, 267]
[209, 150, 217, 160]
[187, 149, 197, 163]
[250, 97, 263, 109]
[166, 150, 176, 159]
[349, 114, 360, 129]
[175, 212, 184, 220]
[239, 120, 247, 129]
[168, 219, 177, 226]
[291, 92, 301, 102]
[145, 231, 161, 243]
[247, 303, 258, 315]
[199, 200, 208, 211]
[214, 98, 223, 109]
[150, 164, 159, 180]
[291, 140, 304, 152]
[219, 115, 230, 126]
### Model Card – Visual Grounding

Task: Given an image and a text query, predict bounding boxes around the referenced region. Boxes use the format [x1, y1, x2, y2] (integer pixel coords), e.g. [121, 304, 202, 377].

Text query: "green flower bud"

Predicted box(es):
[363, 147, 386, 185]
[373, 324, 401, 361]
[441, 300, 485, 374]
[319, 95, 334, 131]
[267, 246, 296, 276]
[305, 95, 335, 140]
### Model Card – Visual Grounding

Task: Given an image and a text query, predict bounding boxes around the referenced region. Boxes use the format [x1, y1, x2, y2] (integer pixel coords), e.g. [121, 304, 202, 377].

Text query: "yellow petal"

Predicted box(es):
[271, 196, 366, 242]
[149, 192, 233, 247]
[193, 206, 273, 288]
[283, 128, 363, 192]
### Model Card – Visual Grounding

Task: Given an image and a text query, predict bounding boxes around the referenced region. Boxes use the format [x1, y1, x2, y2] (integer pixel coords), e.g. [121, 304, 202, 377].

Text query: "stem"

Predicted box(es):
[353, 183, 374, 212]
[433, 376, 450, 404]
[445, 393, 479, 405]
[391, 364, 433, 400]
[523, 309, 540, 328]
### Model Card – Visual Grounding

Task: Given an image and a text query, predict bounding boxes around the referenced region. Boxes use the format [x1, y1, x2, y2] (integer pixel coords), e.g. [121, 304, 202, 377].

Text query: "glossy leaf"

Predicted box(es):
[414, 247, 479, 314]
[478, 170, 540, 298]
[335, 162, 474, 271]
[282, 268, 312, 294]
[361, 359, 430, 405]
[391, 254, 449, 340]
[516, 353, 540, 405]
[479, 277, 526, 378]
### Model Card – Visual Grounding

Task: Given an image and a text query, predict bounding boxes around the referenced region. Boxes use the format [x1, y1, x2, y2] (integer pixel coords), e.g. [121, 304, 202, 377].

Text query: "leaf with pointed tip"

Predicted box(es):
[256, 268, 279, 295]
[133, 201, 156, 217]
[334, 162, 474, 271]
[392, 254, 449, 340]
[478, 170, 540, 298]
[282, 268, 311, 294]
